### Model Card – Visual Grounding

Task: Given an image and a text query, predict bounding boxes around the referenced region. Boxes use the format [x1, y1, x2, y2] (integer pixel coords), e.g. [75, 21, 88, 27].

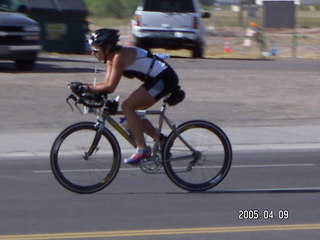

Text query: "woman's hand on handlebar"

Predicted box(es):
[67, 82, 90, 95]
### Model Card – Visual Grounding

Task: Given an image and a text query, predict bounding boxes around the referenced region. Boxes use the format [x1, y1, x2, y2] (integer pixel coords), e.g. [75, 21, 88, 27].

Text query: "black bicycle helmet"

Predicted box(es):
[90, 28, 120, 49]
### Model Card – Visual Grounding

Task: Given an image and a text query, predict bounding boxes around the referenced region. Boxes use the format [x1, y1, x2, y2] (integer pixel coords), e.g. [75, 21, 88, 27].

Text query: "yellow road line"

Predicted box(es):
[0, 224, 319, 240]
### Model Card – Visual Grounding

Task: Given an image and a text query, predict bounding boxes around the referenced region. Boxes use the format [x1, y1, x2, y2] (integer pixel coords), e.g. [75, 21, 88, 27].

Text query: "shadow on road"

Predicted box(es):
[0, 54, 274, 73]
[0, 56, 98, 74]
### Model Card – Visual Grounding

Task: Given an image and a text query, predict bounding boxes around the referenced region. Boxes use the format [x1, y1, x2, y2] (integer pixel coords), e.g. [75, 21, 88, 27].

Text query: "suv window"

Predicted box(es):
[143, 0, 195, 13]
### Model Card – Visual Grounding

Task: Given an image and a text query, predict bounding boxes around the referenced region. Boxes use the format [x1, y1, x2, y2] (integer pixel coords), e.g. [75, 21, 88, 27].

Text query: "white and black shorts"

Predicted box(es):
[142, 66, 179, 100]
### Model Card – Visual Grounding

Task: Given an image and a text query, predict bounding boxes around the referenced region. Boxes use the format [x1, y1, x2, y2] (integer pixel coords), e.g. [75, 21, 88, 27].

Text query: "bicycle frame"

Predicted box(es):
[89, 99, 197, 161]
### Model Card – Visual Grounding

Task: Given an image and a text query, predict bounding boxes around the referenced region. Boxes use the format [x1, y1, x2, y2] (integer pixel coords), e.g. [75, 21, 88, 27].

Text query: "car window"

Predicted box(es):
[143, 0, 195, 13]
[0, 0, 10, 9]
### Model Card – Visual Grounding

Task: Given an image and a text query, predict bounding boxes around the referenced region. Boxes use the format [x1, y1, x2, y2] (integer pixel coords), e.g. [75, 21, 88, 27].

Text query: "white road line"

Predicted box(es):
[33, 163, 314, 174]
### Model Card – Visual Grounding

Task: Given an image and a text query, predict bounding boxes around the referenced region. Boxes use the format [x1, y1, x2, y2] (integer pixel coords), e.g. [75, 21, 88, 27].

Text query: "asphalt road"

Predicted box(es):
[0, 150, 319, 239]
[0, 54, 320, 239]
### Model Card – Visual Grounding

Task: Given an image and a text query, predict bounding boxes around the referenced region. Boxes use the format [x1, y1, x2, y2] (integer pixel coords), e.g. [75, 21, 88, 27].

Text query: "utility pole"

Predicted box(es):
[238, 0, 244, 27]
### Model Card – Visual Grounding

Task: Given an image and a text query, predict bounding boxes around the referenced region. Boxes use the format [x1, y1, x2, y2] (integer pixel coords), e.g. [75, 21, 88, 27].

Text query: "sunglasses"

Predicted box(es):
[91, 47, 100, 53]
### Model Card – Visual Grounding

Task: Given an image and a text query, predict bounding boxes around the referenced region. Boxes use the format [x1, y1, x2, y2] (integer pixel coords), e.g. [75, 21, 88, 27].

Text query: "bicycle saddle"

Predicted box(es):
[166, 86, 185, 106]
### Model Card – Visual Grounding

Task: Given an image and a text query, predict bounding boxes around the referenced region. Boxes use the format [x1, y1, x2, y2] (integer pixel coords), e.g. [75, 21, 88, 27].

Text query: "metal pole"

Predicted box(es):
[292, 29, 297, 58]
[238, 0, 243, 27]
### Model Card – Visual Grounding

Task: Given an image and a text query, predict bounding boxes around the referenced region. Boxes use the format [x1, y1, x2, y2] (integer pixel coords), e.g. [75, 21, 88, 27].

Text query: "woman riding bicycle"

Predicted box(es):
[85, 28, 182, 164]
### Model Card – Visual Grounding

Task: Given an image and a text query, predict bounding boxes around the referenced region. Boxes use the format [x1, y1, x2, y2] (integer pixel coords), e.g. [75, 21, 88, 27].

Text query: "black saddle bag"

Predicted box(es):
[166, 86, 185, 106]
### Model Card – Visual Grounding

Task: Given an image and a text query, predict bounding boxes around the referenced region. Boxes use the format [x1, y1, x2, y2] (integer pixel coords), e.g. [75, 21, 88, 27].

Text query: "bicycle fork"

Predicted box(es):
[83, 119, 105, 160]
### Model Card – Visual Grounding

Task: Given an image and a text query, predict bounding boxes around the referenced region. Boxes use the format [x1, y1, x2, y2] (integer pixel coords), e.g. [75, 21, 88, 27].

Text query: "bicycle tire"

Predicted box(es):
[50, 122, 121, 194]
[162, 120, 232, 192]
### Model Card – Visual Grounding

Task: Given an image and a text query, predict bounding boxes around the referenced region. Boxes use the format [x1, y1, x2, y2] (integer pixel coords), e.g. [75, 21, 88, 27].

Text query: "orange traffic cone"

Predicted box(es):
[224, 37, 232, 53]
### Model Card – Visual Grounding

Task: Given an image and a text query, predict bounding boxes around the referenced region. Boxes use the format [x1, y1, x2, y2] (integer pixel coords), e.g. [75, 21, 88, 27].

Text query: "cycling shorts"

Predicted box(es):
[142, 66, 179, 100]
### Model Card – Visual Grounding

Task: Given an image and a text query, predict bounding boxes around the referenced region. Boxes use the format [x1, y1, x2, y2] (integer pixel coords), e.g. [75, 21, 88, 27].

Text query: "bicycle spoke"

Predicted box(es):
[163, 121, 232, 191]
[51, 122, 121, 194]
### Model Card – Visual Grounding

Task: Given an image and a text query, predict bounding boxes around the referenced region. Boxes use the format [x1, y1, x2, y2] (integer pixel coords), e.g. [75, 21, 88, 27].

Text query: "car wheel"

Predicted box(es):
[15, 59, 36, 71]
[135, 39, 150, 51]
[192, 41, 204, 58]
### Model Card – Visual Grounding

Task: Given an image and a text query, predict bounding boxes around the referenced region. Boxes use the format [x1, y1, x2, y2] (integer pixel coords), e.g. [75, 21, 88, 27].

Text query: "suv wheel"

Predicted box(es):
[192, 41, 204, 58]
[15, 59, 36, 71]
[135, 39, 150, 51]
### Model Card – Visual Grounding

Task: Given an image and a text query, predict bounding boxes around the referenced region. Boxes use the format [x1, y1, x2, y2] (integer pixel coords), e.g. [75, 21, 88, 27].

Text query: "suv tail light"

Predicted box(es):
[193, 16, 199, 29]
[135, 14, 141, 27]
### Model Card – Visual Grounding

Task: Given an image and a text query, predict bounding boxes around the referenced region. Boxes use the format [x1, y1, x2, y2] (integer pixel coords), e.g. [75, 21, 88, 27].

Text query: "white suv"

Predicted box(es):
[131, 0, 210, 58]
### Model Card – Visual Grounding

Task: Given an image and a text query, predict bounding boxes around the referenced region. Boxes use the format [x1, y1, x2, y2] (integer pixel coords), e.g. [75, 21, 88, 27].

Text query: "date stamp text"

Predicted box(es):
[238, 209, 289, 220]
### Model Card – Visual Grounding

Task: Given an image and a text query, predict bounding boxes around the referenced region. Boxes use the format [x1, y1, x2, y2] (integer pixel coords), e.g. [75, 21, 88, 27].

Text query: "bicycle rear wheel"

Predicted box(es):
[50, 122, 121, 194]
[163, 120, 232, 192]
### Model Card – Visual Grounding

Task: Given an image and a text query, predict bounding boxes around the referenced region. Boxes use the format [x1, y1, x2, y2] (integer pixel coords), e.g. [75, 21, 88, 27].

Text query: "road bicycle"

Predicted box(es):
[50, 82, 232, 194]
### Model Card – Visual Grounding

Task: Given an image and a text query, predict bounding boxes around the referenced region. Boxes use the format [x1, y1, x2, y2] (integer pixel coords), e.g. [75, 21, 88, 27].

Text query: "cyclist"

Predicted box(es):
[86, 28, 182, 164]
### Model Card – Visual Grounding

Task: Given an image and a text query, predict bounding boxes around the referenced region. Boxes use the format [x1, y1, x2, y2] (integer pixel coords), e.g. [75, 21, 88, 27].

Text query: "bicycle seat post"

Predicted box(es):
[161, 96, 169, 112]
[153, 97, 168, 143]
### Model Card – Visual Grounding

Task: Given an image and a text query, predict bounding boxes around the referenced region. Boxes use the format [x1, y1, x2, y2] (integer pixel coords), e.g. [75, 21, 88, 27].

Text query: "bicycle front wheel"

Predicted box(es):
[50, 122, 121, 194]
[163, 120, 232, 192]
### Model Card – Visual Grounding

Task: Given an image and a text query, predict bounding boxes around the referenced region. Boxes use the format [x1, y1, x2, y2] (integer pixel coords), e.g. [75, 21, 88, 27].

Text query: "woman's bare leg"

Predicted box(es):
[121, 86, 157, 149]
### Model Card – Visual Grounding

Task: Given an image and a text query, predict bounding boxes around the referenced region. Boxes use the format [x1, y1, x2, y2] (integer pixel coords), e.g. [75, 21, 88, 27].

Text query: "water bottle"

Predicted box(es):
[120, 117, 134, 138]
[120, 112, 146, 139]
[136, 110, 146, 120]
[120, 111, 146, 124]
[120, 117, 129, 129]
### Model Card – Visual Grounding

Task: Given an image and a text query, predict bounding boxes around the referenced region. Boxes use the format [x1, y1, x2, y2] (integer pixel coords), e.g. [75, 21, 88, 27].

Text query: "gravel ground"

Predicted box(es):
[118, 25, 320, 59]
[204, 27, 320, 59]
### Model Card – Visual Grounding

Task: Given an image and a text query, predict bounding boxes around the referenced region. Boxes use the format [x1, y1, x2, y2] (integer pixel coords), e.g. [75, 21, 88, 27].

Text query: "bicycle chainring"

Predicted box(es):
[139, 155, 162, 174]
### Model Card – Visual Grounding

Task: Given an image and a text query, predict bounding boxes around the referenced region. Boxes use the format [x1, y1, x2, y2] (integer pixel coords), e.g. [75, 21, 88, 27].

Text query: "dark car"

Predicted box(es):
[0, 0, 41, 70]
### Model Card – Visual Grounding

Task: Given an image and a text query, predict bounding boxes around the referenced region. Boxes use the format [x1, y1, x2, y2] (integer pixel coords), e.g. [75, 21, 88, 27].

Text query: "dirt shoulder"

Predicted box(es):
[118, 25, 320, 59]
